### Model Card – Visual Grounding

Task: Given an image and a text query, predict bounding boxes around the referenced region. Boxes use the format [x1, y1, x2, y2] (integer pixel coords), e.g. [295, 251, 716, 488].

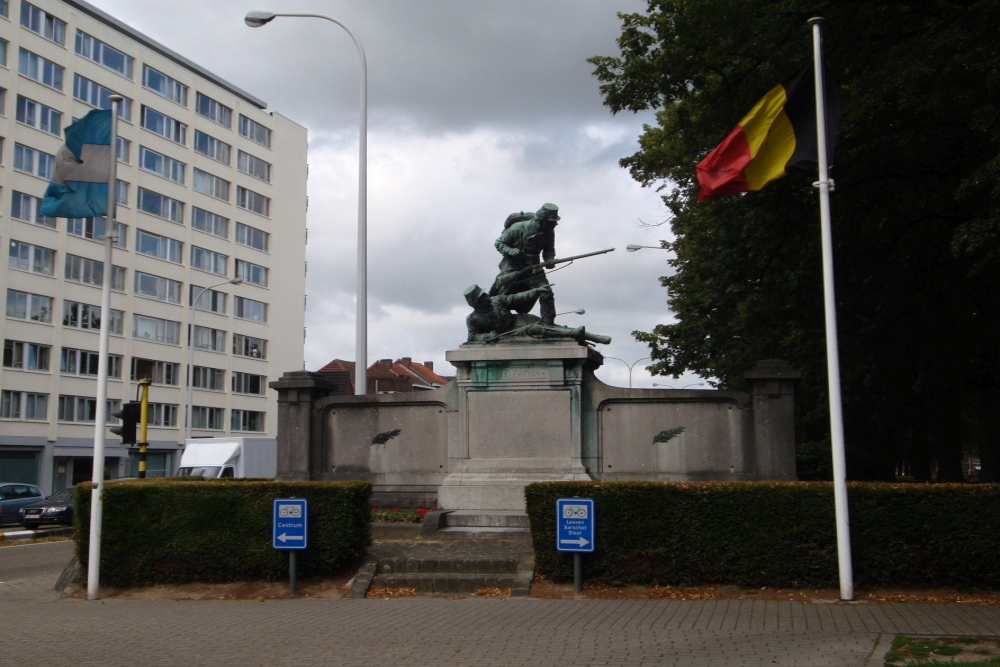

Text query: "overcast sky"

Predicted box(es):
[87, 0, 705, 389]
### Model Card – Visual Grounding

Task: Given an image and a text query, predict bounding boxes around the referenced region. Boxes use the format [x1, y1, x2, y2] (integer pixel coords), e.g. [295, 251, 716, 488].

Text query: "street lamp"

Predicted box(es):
[604, 356, 650, 389]
[186, 278, 242, 442]
[652, 382, 706, 389]
[626, 244, 668, 252]
[556, 309, 585, 316]
[245, 10, 369, 395]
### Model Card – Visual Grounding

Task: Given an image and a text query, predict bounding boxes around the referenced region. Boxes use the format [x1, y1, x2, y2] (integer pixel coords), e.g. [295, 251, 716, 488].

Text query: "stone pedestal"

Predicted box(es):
[441, 340, 597, 511]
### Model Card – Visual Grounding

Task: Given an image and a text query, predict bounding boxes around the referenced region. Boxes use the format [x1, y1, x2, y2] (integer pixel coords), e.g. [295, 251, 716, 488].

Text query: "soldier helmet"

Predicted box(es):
[464, 284, 486, 306]
[536, 203, 560, 222]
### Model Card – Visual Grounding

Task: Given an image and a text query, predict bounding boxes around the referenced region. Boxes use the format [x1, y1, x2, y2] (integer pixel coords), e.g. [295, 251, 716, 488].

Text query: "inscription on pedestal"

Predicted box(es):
[470, 360, 563, 387]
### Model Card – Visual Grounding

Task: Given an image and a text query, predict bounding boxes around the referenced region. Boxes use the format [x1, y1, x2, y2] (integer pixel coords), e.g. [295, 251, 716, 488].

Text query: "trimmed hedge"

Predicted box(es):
[525, 481, 1000, 589]
[75, 479, 371, 588]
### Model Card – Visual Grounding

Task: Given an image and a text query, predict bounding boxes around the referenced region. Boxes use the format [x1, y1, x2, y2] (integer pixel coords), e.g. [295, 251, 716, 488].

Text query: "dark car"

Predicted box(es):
[19, 486, 75, 530]
[0, 483, 44, 526]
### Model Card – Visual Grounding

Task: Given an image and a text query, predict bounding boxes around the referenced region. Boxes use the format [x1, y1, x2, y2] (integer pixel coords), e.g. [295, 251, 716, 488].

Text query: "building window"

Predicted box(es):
[131, 358, 179, 385]
[117, 137, 131, 163]
[236, 186, 270, 217]
[73, 74, 132, 120]
[232, 372, 267, 396]
[191, 406, 224, 430]
[21, 2, 66, 45]
[1, 391, 48, 420]
[196, 92, 232, 127]
[58, 396, 120, 423]
[65, 255, 126, 290]
[142, 65, 187, 105]
[18, 48, 64, 90]
[137, 187, 184, 223]
[238, 114, 271, 148]
[193, 168, 230, 201]
[191, 285, 227, 314]
[139, 146, 185, 184]
[3, 340, 50, 371]
[136, 229, 182, 263]
[0, 38, 7, 67]
[193, 130, 230, 164]
[233, 334, 267, 359]
[60, 347, 121, 378]
[15, 95, 61, 135]
[134, 271, 182, 304]
[192, 208, 228, 239]
[235, 222, 269, 252]
[13, 144, 55, 179]
[133, 314, 181, 345]
[9, 240, 55, 276]
[190, 325, 225, 352]
[6, 289, 52, 323]
[68, 217, 126, 247]
[237, 150, 271, 183]
[146, 403, 178, 427]
[235, 260, 268, 287]
[141, 105, 186, 144]
[234, 296, 267, 322]
[231, 410, 265, 433]
[11, 191, 56, 228]
[75, 30, 133, 78]
[191, 246, 227, 276]
[191, 365, 224, 391]
[63, 301, 124, 334]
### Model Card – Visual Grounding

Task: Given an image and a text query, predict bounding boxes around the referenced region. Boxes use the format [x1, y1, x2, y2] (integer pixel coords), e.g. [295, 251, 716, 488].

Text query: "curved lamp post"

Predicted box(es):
[604, 356, 650, 389]
[626, 244, 668, 252]
[556, 309, 585, 317]
[245, 10, 368, 395]
[186, 278, 242, 442]
[652, 382, 705, 389]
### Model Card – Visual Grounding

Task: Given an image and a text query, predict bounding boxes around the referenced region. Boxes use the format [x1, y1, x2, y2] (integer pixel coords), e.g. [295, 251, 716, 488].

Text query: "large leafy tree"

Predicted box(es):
[591, 0, 1000, 481]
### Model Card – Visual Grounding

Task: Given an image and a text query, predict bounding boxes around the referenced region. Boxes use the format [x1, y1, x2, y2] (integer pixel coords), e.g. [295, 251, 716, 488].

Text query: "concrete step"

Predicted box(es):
[443, 510, 530, 529]
[372, 572, 519, 595]
[376, 555, 521, 574]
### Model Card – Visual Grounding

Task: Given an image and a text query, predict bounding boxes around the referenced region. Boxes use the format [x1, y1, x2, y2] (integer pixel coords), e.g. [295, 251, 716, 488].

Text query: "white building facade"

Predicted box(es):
[0, 0, 308, 492]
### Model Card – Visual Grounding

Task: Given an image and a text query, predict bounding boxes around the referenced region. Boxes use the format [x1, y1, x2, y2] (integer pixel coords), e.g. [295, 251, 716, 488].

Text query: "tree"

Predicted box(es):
[590, 0, 1000, 481]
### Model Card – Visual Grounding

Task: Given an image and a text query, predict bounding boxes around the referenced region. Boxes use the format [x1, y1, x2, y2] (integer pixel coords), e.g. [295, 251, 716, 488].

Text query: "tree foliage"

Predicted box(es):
[591, 0, 1000, 481]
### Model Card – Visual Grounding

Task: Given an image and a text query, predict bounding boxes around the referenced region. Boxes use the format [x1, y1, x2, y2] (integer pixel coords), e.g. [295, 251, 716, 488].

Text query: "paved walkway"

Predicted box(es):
[4, 570, 1000, 666]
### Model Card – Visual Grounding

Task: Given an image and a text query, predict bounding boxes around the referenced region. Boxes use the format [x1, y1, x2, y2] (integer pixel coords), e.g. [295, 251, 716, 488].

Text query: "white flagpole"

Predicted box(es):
[807, 17, 853, 601]
[87, 95, 122, 601]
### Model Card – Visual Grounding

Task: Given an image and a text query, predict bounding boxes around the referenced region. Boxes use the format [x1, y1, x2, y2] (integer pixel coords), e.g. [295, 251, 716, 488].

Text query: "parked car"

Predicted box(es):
[0, 483, 44, 526]
[19, 486, 75, 530]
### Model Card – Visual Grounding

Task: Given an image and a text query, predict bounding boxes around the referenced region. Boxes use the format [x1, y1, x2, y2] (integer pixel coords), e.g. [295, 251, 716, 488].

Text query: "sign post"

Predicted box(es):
[556, 498, 595, 594]
[273, 498, 307, 594]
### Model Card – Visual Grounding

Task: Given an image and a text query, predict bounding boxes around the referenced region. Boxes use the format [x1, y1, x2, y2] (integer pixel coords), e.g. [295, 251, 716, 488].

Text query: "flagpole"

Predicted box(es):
[808, 17, 853, 601]
[87, 95, 122, 601]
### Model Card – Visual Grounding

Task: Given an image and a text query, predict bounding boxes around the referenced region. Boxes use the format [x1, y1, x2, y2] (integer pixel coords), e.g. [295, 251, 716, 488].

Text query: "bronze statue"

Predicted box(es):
[464, 284, 611, 345]
[490, 203, 560, 324]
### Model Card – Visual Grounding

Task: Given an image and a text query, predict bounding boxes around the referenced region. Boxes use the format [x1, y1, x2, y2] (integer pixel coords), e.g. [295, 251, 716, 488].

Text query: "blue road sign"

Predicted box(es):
[556, 498, 595, 553]
[273, 498, 308, 550]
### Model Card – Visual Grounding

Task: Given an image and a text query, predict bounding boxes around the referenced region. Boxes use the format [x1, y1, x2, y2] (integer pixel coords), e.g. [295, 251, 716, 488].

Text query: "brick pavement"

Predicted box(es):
[3, 572, 1000, 666]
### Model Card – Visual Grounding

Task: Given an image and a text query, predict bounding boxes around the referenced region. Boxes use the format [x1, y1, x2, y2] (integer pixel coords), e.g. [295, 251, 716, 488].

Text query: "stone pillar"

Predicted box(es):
[745, 359, 801, 480]
[440, 340, 596, 511]
[268, 371, 336, 480]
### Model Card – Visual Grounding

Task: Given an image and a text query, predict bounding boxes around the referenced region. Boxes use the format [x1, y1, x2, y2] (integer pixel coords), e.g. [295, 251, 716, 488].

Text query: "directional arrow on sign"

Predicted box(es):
[559, 537, 590, 547]
[277, 533, 305, 543]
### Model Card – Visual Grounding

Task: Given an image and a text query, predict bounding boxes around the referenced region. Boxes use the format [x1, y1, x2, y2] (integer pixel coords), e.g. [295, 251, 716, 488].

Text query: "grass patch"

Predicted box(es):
[886, 635, 1000, 665]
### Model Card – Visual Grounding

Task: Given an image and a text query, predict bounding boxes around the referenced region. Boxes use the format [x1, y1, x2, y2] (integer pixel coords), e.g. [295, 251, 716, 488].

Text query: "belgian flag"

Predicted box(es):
[695, 63, 837, 202]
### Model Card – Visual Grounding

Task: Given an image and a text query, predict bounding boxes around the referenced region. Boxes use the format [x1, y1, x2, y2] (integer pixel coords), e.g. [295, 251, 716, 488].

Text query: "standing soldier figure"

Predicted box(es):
[490, 203, 560, 324]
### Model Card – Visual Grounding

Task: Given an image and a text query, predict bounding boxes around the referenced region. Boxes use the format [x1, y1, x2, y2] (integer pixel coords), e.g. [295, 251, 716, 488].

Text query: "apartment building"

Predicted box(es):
[0, 0, 308, 492]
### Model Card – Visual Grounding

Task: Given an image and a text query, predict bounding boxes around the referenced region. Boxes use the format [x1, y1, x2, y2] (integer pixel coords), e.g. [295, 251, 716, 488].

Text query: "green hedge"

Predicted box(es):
[75, 479, 371, 588]
[525, 481, 1000, 589]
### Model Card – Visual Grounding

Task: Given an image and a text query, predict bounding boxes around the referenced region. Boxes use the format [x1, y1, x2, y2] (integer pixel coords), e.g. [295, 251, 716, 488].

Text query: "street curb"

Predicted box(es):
[0, 527, 73, 542]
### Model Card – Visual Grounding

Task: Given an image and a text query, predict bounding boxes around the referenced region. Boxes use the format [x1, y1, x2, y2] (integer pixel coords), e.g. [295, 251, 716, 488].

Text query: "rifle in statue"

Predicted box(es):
[493, 247, 615, 291]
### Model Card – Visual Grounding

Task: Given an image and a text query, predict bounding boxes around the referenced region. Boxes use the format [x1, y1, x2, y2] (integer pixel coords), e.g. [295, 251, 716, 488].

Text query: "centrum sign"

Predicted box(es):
[273, 498, 308, 550]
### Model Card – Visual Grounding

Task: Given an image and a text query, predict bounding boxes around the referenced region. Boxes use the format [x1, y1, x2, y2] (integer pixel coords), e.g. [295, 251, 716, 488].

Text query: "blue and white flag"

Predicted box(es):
[39, 109, 113, 218]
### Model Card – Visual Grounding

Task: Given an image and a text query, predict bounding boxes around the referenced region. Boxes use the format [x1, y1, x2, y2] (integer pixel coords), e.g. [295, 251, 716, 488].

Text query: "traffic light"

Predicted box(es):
[110, 401, 140, 445]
